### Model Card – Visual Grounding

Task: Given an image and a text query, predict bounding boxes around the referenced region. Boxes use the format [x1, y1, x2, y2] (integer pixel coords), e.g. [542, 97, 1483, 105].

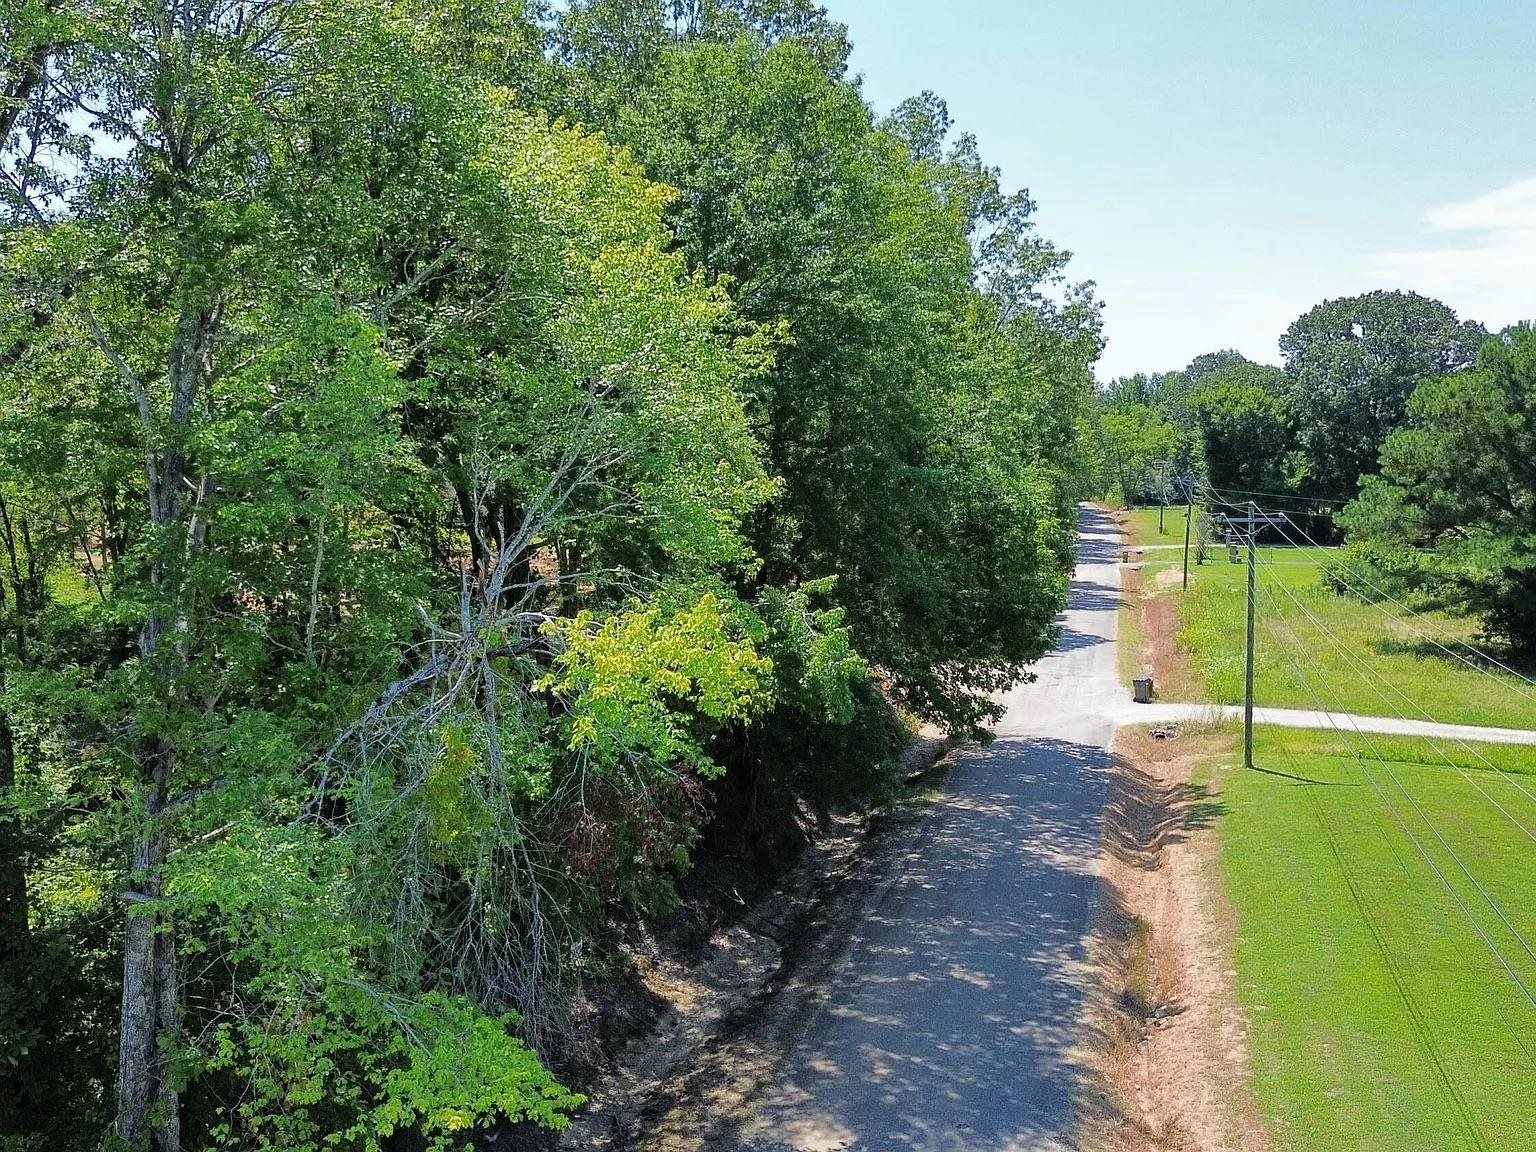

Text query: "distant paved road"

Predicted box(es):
[735, 504, 1128, 1152]
[1121, 702, 1536, 746]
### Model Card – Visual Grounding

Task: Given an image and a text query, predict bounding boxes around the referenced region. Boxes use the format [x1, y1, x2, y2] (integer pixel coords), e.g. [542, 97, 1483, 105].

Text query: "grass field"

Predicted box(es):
[1132, 537, 1536, 731]
[1117, 504, 1189, 549]
[1217, 726, 1536, 1150]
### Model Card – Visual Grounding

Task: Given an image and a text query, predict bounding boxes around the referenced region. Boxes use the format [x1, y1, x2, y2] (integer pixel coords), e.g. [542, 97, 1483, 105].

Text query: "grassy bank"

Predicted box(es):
[1214, 726, 1536, 1150]
[1132, 539, 1536, 731]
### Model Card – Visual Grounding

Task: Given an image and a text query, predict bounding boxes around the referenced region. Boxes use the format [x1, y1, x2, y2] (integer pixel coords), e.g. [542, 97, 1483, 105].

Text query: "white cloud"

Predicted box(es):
[1424, 177, 1536, 231]
[1371, 177, 1536, 330]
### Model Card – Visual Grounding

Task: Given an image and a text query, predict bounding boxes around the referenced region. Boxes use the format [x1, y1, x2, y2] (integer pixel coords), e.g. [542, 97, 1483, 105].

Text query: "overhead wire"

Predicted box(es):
[1257, 533, 1536, 818]
[1255, 518, 1536, 817]
[1269, 500, 1536, 695]
[1182, 491, 1536, 965]
[1200, 482, 1351, 509]
[1245, 551, 1536, 1087]
[1205, 481, 1536, 694]
[1249, 543, 1536, 978]
[1250, 566, 1535, 1115]
[1248, 543, 1536, 993]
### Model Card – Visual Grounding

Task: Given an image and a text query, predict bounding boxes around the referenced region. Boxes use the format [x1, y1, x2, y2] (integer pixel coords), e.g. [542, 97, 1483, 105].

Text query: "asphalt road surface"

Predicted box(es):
[736, 504, 1126, 1152]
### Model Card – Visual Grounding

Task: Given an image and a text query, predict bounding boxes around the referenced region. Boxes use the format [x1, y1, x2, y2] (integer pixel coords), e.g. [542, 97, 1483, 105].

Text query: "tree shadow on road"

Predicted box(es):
[1063, 578, 1124, 614]
[717, 734, 1116, 1152]
[1053, 624, 1115, 654]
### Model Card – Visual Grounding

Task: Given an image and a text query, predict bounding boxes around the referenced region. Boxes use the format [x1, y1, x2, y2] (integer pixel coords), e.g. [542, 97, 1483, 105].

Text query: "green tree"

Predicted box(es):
[1187, 359, 1291, 495]
[1340, 327, 1536, 653]
[1096, 403, 1178, 505]
[1, 1, 775, 1146]
[589, 31, 1095, 729]
[1183, 348, 1252, 385]
[1281, 290, 1486, 499]
[2, 3, 1104, 1147]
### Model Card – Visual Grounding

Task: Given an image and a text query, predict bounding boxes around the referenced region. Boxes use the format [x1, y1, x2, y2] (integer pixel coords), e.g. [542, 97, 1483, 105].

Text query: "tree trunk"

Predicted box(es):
[116, 734, 180, 1152]
[0, 663, 27, 990]
[0, 626, 25, 945]
[115, 299, 210, 1149]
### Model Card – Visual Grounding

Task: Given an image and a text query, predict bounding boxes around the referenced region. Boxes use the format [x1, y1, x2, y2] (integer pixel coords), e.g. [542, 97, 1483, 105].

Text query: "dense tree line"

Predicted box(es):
[1093, 290, 1487, 512]
[0, 1, 1101, 1148]
[1096, 290, 1535, 656]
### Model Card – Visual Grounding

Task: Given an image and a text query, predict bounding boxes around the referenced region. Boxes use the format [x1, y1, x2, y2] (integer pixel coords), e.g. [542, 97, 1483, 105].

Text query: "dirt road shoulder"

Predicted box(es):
[1077, 724, 1270, 1152]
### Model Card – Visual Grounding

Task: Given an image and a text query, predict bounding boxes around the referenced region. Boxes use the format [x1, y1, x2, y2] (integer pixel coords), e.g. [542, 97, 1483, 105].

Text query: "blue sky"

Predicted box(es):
[820, 0, 1536, 380]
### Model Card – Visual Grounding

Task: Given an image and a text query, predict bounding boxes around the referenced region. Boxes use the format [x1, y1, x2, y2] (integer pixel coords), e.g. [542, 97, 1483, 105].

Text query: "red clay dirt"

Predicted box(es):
[1078, 724, 1270, 1152]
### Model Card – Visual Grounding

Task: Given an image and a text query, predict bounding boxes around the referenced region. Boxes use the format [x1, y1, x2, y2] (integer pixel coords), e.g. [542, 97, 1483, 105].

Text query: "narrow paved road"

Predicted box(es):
[1119, 702, 1536, 746]
[737, 505, 1127, 1152]
[729, 505, 1536, 1152]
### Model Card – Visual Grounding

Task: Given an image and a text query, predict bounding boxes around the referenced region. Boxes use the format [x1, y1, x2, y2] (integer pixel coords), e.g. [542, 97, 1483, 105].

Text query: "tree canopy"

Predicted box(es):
[0, 2, 1101, 1148]
[1187, 359, 1290, 495]
[1340, 326, 1536, 654]
[1281, 290, 1487, 500]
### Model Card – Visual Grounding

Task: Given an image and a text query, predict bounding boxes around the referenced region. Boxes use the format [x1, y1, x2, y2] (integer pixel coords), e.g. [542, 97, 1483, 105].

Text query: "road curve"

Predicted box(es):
[735, 504, 1127, 1152]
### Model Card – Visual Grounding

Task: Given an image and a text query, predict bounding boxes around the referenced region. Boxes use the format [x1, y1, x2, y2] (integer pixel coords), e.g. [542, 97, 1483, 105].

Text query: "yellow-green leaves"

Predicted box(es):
[421, 725, 494, 861]
[371, 995, 585, 1146]
[540, 591, 771, 777]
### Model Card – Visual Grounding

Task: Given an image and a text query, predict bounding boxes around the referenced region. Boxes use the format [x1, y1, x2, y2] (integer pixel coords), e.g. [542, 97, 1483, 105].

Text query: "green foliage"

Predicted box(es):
[1340, 325, 1536, 653]
[0, 1, 1100, 1147]
[1187, 361, 1291, 494]
[1095, 403, 1179, 504]
[372, 997, 585, 1144]
[1095, 351, 1299, 507]
[754, 578, 868, 725]
[1281, 290, 1486, 500]
[542, 593, 773, 776]
[576, 32, 1095, 728]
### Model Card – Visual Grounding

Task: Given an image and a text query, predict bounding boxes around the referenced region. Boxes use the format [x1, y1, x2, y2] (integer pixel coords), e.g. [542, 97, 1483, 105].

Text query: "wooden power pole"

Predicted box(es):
[1178, 475, 1198, 591]
[1217, 501, 1289, 770]
[1154, 459, 1171, 534]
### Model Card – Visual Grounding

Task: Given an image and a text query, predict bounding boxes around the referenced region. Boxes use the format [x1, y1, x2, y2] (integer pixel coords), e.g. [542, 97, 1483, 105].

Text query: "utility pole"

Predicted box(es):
[1178, 475, 1197, 591]
[1245, 517, 1256, 769]
[1217, 501, 1289, 770]
[1153, 459, 1171, 534]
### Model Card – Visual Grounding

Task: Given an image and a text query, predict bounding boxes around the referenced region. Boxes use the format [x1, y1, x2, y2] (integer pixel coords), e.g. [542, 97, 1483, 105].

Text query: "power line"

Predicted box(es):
[1250, 572, 1536, 1085]
[1255, 594, 1529, 1129]
[1249, 561, 1536, 1029]
[1202, 482, 1351, 509]
[1209, 479, 1536, 694]
[1183, 495, 1536, 1089]
[1185, 490, 1536, 990]
[1252, 547, 1536, 977]
[1268, 510, 1536, 696]
[1264, 520, 1536, 805]
[1254, 545, 1536, 837]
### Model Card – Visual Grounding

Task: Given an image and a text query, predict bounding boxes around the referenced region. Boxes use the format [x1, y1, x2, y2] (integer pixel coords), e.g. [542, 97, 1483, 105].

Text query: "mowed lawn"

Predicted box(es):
[1148, 539, 1536, 731]
[1118, 504, 1189, 549]
[1219, 727, 1536, 1151]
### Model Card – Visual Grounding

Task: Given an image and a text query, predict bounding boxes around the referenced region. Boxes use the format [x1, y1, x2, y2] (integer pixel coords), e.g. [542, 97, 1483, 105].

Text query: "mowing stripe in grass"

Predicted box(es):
[1232, 585, 1536, 1147]
[1223, 731, 1536, 1150]
[1298, 749, 1489, 1151]
[1250, 569, 1536, 1012]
